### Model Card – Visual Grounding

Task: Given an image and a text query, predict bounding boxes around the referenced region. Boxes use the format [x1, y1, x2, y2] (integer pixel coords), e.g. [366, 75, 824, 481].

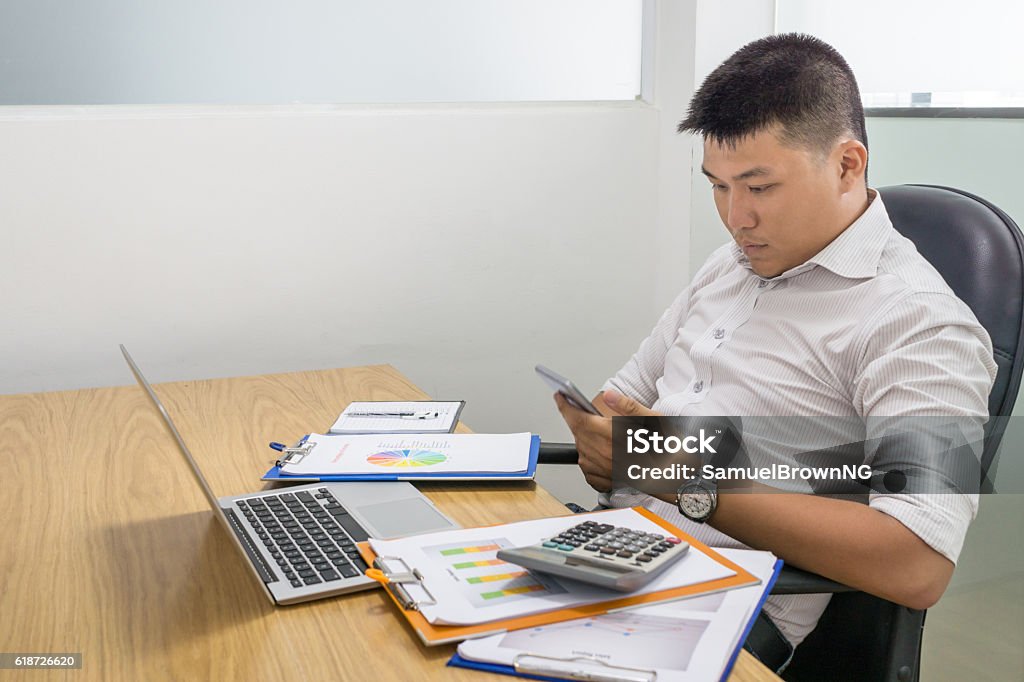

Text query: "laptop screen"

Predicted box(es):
[121, 344, 222, 512]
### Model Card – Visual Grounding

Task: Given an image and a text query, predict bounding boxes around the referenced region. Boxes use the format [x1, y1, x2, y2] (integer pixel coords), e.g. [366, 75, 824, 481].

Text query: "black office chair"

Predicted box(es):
[537, 185, 1024, 682]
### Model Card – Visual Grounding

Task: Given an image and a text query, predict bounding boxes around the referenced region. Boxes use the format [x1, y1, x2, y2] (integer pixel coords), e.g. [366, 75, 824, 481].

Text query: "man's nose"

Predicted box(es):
[726, 194, 756, 232]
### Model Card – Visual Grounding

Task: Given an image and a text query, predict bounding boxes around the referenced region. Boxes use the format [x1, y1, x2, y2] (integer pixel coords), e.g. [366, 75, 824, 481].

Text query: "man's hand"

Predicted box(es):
[554, 390, 661, 492]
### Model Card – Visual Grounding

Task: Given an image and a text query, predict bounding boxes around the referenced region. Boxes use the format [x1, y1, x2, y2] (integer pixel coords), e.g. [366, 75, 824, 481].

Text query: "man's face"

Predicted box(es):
[701, 128, 850, 278]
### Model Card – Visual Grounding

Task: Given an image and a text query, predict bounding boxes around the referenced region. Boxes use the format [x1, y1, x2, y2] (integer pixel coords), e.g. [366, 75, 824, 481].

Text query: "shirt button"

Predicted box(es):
[757, 279, 769, 288]
[713, 328, 725, 340]
[693, 381, 704, 393]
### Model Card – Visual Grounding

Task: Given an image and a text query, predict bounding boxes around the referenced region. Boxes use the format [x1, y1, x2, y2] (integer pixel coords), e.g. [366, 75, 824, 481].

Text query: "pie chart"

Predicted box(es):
[367, 449, 447, 468]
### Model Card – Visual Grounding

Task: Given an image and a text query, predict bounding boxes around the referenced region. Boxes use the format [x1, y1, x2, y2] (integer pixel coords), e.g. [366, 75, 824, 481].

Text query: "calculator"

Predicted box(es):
[496, 520, 690, 592]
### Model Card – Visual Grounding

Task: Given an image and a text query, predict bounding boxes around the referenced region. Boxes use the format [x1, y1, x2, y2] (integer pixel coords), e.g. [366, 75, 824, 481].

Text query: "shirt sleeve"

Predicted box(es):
[602, 286, 692, 408]
[853, 291, 997, 563]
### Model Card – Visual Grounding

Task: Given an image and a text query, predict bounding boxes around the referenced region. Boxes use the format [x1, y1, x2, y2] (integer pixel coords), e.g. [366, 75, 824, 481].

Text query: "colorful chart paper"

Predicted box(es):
[367, 449, 447, 467]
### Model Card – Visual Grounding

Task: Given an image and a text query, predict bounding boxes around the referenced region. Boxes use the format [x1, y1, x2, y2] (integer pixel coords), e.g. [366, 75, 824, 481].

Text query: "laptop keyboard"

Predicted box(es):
[237, 489, 370, 589]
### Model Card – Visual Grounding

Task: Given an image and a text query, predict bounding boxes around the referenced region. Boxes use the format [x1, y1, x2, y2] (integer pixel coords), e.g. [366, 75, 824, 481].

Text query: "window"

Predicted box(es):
[0, 0, 643, 105]
[776, 0, 1024, 113]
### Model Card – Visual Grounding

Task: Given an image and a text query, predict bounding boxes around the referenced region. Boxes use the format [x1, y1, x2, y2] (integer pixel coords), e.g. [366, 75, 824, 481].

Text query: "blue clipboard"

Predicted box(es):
[261, 434, 540, 482]
[447, 558, 784, 682]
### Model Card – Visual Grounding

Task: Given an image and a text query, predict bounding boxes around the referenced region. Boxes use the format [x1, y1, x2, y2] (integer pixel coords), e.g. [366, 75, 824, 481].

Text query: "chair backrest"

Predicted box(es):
[783, 185, 1024, 682]
[882, 184, 1024, 482]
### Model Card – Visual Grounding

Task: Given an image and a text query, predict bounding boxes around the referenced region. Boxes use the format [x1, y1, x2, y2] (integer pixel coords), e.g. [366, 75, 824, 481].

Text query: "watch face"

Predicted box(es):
[679, 491, 713, 520]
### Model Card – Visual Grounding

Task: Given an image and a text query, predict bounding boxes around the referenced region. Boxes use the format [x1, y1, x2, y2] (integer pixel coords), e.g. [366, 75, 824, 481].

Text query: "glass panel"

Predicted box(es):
[776, 0, 1024, 108]
[0, 0, 642, 105]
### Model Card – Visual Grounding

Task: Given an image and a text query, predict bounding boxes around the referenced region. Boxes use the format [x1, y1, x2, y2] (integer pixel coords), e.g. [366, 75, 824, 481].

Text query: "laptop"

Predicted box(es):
[121, 345, 459, 605]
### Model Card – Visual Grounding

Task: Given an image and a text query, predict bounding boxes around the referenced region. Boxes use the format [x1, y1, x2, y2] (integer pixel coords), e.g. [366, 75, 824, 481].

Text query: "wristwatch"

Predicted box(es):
[676, 475, 718, 523]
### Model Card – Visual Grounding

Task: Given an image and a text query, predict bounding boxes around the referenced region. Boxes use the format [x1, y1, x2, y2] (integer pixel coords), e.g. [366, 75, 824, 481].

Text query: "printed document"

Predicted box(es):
[457, 548, 778, 682]
[368, 508, 738, 626]
[280, 432, 533, 476]
[331, 401, 464, 434]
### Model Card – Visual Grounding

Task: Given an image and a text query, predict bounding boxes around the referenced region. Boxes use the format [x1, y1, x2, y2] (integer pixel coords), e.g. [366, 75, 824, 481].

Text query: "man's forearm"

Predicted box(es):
[656, 488, 954, 610]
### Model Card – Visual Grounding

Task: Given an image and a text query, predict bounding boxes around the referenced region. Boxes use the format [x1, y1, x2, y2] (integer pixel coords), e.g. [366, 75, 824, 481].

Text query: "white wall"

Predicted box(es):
[0, 102, 676, 443]
[1, 1, 704, 450]
[688, 0, 777, 275]
[649, 0, 699, 310]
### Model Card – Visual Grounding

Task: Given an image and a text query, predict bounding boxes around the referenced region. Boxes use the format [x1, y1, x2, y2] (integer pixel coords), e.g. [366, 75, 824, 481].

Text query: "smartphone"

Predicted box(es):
[535, 364, 601, 415]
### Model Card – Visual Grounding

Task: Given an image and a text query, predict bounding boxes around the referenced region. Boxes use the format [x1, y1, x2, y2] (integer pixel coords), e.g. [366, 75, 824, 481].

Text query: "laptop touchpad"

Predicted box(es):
[355, 498, 457, 539]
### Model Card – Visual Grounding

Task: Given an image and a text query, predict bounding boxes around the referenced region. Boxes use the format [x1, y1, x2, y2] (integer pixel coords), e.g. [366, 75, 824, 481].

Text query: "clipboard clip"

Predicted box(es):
[366, 556, 438, 611]
[513, 653, 657, 682]
[275, 441, 315, 467]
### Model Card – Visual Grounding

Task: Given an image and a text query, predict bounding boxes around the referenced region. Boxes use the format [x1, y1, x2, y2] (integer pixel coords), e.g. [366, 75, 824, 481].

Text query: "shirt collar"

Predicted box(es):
[731, 189, 893, 281]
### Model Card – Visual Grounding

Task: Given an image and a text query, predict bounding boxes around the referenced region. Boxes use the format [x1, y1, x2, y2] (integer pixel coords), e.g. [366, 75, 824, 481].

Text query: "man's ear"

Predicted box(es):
[837, 139, 868, 190]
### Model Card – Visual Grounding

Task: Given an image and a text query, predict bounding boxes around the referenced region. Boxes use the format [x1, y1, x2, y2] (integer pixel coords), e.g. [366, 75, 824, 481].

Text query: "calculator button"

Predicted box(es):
[558, 544, 575, 551]
[600, 547, 617, 555]
[617, 550, 634, 558]
[666, 537, 683, 544]
[543, 541, 558, 548]
[637, 555, 653, 563]
[608, 541, 624, 550]
[584, 544, 600, 551]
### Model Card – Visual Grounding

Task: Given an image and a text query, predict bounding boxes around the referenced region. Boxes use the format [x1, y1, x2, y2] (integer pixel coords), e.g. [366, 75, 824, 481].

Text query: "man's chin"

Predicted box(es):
[749, 264, 783, 278]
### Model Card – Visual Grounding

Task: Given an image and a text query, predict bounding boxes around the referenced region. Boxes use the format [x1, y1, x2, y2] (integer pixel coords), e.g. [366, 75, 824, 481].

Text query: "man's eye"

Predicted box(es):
[712, 184, 728, 192]
[749, 184, 774, 194]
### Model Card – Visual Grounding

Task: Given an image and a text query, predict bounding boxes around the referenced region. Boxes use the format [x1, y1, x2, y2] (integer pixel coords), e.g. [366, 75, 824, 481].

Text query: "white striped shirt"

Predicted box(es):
[601, 190, 997, 646]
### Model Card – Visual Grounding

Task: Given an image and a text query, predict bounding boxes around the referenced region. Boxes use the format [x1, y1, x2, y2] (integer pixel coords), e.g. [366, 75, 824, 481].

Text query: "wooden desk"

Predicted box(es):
[0, 365, 777, 681]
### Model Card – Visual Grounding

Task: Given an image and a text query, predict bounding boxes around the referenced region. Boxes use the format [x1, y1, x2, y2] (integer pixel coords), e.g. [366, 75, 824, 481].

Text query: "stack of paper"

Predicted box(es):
[452, 547, 781, 682]
[358, 508, 762, 647]
[262, 432, 539, 482]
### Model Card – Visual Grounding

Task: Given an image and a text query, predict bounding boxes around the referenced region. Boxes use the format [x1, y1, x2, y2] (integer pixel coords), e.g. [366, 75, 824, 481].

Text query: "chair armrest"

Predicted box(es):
[771, 565, 856, 595]
[538, 442, 579, 465]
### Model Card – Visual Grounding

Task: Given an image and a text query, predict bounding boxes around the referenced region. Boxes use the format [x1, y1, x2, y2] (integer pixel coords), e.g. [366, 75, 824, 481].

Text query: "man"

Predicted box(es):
[555, 34, 996, 671]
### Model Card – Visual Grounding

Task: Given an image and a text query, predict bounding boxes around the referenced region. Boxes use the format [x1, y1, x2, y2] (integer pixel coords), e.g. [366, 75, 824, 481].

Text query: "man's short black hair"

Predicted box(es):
[678, 33, 867, 162]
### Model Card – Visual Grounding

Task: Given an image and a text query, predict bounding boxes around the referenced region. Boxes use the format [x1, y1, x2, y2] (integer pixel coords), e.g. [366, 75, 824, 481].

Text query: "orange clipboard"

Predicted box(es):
[357, 507, 761, 646]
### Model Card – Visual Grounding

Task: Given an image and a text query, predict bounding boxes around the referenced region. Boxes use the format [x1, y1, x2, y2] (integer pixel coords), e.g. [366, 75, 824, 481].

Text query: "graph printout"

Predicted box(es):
[280, 432, 532, 475]
[367, 449, 448, 468]
[502, 613, 710, 670]
[425, 538, 567, 609]
[457, 548, 779, 682]
[367, 508, 739, 626]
